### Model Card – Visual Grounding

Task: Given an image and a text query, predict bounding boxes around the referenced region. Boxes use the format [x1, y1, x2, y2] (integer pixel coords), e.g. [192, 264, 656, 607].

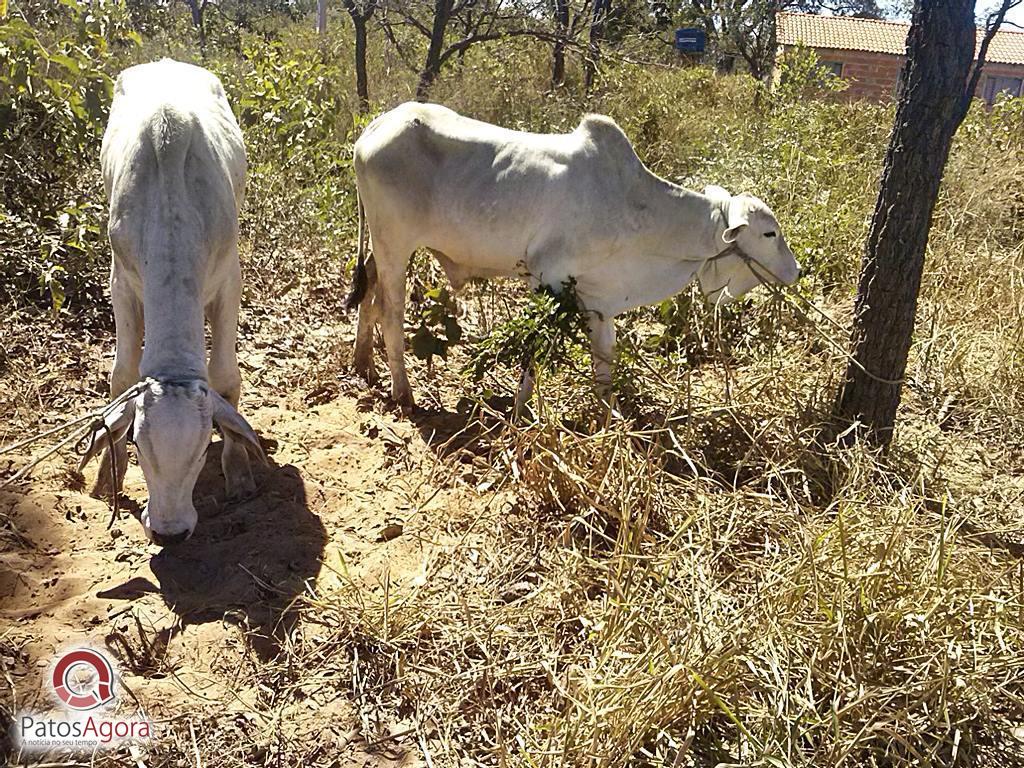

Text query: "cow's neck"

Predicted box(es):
[138, 255, 209, 381]
[641, 175, 727, 261]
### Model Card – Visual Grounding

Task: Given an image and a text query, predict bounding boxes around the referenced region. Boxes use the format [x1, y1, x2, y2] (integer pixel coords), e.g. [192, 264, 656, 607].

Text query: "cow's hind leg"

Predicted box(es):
[94, 273, 142, 498]
[375, 243, 415, 411]
[353, 257, 379, 384]
[207, 265, 255, 500]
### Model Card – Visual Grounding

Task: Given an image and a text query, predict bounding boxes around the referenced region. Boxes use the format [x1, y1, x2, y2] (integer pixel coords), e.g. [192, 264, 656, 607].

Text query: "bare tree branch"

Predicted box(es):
[959, 0, 1022, 119]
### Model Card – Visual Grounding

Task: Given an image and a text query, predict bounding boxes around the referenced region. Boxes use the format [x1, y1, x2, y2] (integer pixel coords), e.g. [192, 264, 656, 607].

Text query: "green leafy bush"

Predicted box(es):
[214, 27, 364, 294]
[466, 279, 592, 384]
[411, 286, 463, 364]
[1, 0, 138, 312]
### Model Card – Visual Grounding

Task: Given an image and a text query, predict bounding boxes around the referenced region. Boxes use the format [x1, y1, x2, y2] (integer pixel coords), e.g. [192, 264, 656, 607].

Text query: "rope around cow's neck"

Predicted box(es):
[2, 376, 213, 527]
[0, 381, 146, 469]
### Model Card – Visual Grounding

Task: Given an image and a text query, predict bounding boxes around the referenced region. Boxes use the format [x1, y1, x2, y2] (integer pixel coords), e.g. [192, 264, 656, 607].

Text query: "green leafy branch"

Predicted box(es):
[465, 278, 591, 384]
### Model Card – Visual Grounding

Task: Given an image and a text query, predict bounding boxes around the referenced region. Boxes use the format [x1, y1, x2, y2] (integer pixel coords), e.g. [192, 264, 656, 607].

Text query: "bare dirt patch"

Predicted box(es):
[0, 307, 509, 767]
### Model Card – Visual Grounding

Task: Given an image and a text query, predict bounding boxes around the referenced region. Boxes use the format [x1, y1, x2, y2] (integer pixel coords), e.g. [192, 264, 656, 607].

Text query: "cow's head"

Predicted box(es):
[80, 378, 263, 545]
[698, 189, 801, 304]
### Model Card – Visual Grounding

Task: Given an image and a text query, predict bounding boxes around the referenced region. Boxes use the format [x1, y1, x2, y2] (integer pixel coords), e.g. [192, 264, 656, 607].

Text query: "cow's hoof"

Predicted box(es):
[91, 476, 115, 500]
[393, 393, 415, 416]
[221, 438, 258, 501]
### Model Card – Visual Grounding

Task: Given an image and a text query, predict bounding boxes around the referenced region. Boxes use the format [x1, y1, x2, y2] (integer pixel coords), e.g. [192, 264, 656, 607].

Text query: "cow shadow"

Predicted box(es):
[409, 395, 514, 460]
[147, 439, 326, 660]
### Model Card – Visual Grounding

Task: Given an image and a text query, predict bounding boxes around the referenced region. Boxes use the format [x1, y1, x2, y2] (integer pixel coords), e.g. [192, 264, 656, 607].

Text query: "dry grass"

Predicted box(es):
[8, 163, 1024, 768]
[179, 257, 1024, 767]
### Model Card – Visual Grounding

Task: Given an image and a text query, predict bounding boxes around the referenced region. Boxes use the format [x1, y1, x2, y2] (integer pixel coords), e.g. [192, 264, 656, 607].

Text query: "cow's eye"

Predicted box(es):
[764, 231, 777, 238]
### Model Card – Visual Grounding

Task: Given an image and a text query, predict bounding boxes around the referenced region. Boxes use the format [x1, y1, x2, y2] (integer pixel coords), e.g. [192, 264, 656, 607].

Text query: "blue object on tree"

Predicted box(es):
[675, 28, 706, 52]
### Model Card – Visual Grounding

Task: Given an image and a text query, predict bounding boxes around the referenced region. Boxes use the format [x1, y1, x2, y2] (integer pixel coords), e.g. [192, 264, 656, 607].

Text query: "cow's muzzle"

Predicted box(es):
[149, 528, 192, 547]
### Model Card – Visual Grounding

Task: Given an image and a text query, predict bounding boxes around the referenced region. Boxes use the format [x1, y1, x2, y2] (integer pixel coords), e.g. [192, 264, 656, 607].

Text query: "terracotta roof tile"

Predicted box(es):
[777, 11, 1024, 66]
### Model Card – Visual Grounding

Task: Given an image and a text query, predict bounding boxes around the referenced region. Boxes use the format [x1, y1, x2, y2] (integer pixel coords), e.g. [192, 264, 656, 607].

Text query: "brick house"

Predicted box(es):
[776, 11, 1024, 103]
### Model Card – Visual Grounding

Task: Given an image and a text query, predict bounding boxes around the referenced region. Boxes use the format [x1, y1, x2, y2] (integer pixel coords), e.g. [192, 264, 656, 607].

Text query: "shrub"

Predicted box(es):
[0, 0, 139, 313]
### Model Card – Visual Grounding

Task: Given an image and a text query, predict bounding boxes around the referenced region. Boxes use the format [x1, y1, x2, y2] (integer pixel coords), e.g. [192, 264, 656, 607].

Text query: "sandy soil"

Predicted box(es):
[0, 314, 508, 766]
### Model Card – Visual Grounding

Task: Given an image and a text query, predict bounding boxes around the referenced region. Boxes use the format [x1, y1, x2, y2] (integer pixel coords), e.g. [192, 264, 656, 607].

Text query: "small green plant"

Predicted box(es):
[411, 286, 463, 365]
[466, 278, 592, 384]
[775, 45, 849, 103]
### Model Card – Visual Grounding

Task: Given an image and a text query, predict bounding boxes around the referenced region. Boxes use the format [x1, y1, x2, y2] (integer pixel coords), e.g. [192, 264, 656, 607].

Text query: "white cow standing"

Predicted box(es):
[81, 59, 264, 546]
[347, 102, 801, 410]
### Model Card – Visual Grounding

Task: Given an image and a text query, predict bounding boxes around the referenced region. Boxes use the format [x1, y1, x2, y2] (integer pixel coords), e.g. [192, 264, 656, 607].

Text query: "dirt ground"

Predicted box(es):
[0, 303, 510, 766]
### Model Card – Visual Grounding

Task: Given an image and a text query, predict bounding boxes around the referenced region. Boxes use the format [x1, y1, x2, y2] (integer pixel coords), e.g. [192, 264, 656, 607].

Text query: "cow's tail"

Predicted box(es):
[345, 193, 368, 311]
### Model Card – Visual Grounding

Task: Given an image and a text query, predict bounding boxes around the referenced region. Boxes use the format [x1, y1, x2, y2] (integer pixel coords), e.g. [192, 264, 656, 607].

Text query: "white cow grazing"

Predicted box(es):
[81, 59, 264, 546]
[347, 102, 801, 410]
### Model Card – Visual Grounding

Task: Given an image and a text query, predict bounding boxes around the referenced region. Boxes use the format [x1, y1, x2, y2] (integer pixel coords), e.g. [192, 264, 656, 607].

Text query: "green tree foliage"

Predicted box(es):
[0, 0, 139, 311]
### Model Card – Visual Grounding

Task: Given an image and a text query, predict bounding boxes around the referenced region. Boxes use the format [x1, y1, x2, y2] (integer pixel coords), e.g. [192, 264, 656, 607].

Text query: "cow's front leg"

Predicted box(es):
[588, 315, 616, 401]
[94, 274, 143, 498]
[207, 268, 255, 500]
[514, 364, 535, 419]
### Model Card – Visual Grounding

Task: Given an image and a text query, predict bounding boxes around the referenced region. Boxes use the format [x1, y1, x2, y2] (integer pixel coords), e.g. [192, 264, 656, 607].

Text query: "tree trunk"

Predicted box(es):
[353, 12, 369, 111]
[761, 0, 779, 85]
[833, 0, 977, 446]
[583, 0, 610, 92]
[551, 0, 569, 88]
[342, 0, 374, 112]
[417, 0, 453, 101]
[184, 0, 206, 52]
[317, 0, 328, 33]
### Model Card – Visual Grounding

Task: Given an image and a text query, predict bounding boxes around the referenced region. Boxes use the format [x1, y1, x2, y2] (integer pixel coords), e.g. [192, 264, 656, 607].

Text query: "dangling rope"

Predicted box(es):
[74, 420, 123, 530]
[734, 252, 905, 387]
[0, 380, 148, 491]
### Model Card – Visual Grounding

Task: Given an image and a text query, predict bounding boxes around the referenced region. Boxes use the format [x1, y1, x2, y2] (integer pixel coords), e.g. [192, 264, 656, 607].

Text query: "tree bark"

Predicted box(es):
[417, 0, 453, 101]
[183, 0, 207, 51]
[317, 0, 328, 33]
[583, 0, 610, 92]
[833, 0, 977, 446]
[343, 0, 374, 112]
[353, 12, 369, 111]
[551, 0, 569, 88]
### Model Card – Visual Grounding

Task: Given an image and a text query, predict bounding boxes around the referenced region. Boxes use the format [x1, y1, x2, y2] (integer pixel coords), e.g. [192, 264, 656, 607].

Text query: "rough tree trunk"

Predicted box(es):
[833, 0, 977, 446]
[354, 13, 369, 111]
[583, 0, 610, 92]
[183, 0, 206, 52]
[343, 0, 374, 112]
[417, 0, 453, 101]
[317, 0, 328, 33]
[551, 0, 569, 88]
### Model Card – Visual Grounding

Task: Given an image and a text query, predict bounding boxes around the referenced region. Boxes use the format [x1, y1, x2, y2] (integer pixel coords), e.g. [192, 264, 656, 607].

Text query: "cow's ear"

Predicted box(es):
[211, 392, 267, 465]
[723, 223, 747, 243]
[79, 398, 137, 470]
[724, 194, 751, 242]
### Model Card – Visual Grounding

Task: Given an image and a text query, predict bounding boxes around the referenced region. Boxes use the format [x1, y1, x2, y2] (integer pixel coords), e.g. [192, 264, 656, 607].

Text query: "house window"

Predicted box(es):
[820, 61, 843, 78]
[984, 75, 1023, 105]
